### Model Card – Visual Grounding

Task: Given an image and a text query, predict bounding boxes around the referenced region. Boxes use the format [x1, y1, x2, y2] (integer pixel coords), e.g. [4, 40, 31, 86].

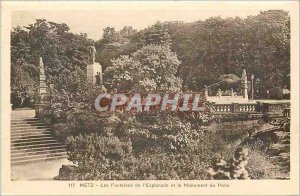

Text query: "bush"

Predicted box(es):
[52, 123, 72, 142]
[68, 111, 106, 136]
[132, 153, 209, 180]
[11, 63, 37, 108]
[247, 149, 286, 179]
[208, 147, 250, 180]
[66, 134, 134, 180]
[46, 110, 107, 141]
[64, 132, 233, 180]
[61, 110, 238, 180]
[46, 77, 106, 124]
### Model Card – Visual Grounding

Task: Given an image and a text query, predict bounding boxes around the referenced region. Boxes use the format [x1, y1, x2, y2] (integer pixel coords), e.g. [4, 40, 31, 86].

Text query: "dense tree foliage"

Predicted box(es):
[95, 26, 138, 71]
[95, 10, 290, 97]
[104, 45, 182, 92]
[65, 110, 232, 180]
[12, 10, 290, 104]
[11, 19, 91, 107]
[168, 10, 290, 97]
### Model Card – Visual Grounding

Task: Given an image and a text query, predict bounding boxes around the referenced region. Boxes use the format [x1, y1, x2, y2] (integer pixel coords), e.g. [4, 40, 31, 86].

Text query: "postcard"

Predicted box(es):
[1, 1, 299, 195]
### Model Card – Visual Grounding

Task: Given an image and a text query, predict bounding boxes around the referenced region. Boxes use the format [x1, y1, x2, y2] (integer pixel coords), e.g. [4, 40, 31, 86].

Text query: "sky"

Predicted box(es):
[11, 2, 290, 40]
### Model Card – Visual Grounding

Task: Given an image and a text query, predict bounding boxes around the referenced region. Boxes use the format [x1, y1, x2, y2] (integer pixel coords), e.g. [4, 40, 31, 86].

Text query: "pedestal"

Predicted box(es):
[87, 62, 102, 84]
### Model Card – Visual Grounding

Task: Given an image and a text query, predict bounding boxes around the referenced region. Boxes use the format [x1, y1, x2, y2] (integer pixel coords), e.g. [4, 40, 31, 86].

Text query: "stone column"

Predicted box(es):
[218, 88, 222, 98]
[204, 86, 209, 100]
[35, 57, 50, 118]
[241, 69, 248, 100]
[231, 88, 234, 97]
[87, 62, 102, 84]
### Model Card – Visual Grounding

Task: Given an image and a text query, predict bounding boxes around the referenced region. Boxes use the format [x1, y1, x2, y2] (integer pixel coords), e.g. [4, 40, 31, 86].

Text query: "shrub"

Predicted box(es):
[52, 123, 72, 142]
[68, 111, 106, 136]
[60, 110, 239, 180]
[208, 147, 250, 180]
[247, 149, 286, 179]
[132, 153, 209, 180]
[66, 133, 134, 180]
[62, 110, 239, 180]
[46, 77, 106, 124]
[64, 133, 232, 180]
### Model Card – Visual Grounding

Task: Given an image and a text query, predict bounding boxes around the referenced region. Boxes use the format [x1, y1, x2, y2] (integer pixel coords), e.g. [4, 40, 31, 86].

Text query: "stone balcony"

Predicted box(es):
[213, 102, 257, 113]
[209, 99, 290, 118]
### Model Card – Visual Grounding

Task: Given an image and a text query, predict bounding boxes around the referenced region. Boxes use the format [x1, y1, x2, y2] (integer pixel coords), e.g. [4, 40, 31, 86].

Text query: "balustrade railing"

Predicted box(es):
[214, 103, 257, 113]
[215, 104, 233, 113]
[237, 104, 256, 112]
[213, 101, 290, 115]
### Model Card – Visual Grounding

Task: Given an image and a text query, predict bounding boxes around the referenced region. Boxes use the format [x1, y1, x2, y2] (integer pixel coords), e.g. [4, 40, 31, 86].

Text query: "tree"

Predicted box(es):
[11, 19, 91, 107]
[104, 45, 182, 92]
[11, 62, 37, 108]
[161, 10, 290, 96]
[243, 10, 290, 98]
[144, 21, 172, 46]
[94, 10, 289, 97]
[95, 26, 138, 71]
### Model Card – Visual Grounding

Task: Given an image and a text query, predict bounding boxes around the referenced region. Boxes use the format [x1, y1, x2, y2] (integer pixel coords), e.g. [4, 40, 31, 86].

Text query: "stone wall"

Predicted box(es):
[55, 165, 85, 180]
[208, 120, 259, 137]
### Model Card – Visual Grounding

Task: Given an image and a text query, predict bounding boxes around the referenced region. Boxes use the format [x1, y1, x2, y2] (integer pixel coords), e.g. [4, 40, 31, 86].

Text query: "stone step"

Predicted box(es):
[11, 108, 34, 110]
[11, 120, 44, 124]
[11, 128, 51, 132]
[12, 148, 67, 158]
[12, 144, 66, 153]
[10, 116, 67, 165]
[11, 127, 51, 132]
[11, 126, 51, 132]
[11, 123, 40, 127]
[11, 139, 61, 146]
[10, 130, 52, 138]
[12, 151, 67, 162]
[11, 110, 36, 120]
[10, 118, 42, 123]
[11, 130, 52, 137]
[11, 136, 54, 142]
[12, 154, 68, 165]
[11, 118, 40, 122]
[11, 124, 48, 129]
[11, 141, 64, 150]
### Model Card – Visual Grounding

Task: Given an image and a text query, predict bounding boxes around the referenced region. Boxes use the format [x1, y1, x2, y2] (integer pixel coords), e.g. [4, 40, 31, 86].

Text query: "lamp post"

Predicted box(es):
[255, 78, 260, 99]
[251, 74, 254, 100]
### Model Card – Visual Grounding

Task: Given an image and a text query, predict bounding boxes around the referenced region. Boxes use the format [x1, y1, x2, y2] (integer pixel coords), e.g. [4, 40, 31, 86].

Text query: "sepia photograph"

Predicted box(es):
[1, 1, 299, 195]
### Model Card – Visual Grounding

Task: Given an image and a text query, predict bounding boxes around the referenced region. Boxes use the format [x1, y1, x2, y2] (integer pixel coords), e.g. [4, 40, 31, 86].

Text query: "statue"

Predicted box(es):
[95, 72, 102, 87]
[241, 69, 248, 100]
[89, 42, 97, 64]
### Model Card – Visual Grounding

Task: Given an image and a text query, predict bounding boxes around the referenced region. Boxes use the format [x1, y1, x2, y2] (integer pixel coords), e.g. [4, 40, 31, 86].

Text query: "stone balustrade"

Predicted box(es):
[213, 103, 257, 113]
[212, 100, 290, 115]
[237, 104, 256, 112]
[215, 104, 233, 113]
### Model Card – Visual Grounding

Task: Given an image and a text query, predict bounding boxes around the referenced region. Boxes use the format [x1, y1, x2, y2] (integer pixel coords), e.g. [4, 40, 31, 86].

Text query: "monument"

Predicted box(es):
[87, 42, 102, 85]
[205, 69, 249, 102]
[241, 69, 248, 100]
[35, 57, 50, 117]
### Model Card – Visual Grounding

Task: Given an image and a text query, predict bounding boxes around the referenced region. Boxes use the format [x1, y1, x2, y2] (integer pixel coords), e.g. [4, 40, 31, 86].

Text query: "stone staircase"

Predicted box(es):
[11, 115, 67, 165]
